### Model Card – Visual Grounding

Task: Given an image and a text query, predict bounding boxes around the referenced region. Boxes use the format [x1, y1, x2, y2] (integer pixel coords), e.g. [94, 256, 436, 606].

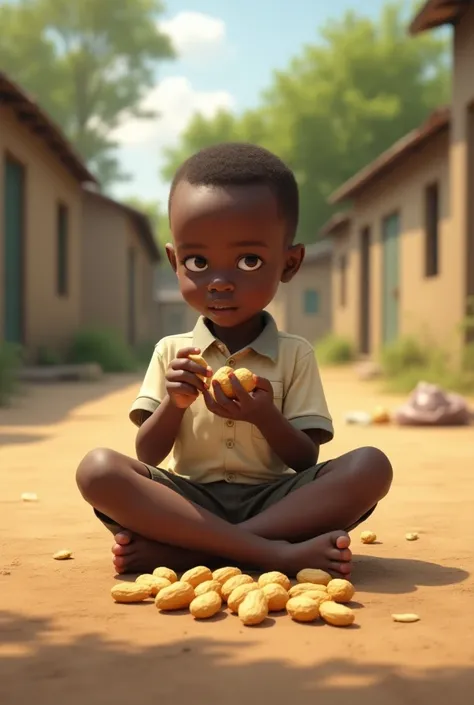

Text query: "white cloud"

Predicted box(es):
[160, 12, 227, 62]
[111, 76, 235, 148]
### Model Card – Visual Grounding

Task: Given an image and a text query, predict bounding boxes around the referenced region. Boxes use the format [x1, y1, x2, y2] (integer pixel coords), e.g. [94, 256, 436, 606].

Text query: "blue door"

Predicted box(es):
[3, 157, 25, 343]
[382, 213, 400, 345]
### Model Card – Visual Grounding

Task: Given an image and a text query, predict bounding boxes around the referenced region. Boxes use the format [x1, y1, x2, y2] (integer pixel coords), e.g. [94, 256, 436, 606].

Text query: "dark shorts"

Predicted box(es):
[95, 460, 376, 535]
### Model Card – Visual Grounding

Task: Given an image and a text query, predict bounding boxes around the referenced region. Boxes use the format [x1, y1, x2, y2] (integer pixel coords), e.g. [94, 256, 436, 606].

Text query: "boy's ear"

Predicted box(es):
[165, 243, 177, 272]
[281, 243, 305, 283]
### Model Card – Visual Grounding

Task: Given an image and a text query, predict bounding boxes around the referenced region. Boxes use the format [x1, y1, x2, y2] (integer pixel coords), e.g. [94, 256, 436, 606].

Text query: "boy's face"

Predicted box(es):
[166, 181, 304, 328]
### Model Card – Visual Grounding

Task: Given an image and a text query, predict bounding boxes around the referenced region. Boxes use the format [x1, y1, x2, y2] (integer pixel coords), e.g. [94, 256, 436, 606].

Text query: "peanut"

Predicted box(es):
[289, 583, 328, 598]
[261, 583, 289, 612]
[111, 582, 152, 603]
[194, 579, 223, 598]
[238, 589, 268, 626]
[405, 532, 419, 541]
[304, 591, 333, 608]
[53, 549, 73, 560]
[296, 568, 331, 586]
[258, 571, 291, 591]
[360, 530, 377, 544]
[326, 578, 355, 604]
[189, 591, 222, 619]
[155, 581, 195, 611]
[320, 600, 355, 627]
[136, 574, 171, 596]
[188, 354, 211, 389]
[212, 367, 256, 399]
[181, 566, 213, 588]
[286, 596, 320, 622]
[212, 566, 242, 585]
[221, 574, 254, 601]
[227, 583, 261, 613]
[392, 613, 420, 623]
[152, 566, 178, 583]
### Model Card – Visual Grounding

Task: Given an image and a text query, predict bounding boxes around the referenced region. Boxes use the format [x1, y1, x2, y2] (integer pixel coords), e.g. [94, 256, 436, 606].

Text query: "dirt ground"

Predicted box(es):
[1, 368, 473, 705]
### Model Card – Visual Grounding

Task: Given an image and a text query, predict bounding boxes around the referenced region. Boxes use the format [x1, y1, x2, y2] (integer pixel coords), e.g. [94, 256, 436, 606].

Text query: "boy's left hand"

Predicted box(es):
[202, 373, 274, 425]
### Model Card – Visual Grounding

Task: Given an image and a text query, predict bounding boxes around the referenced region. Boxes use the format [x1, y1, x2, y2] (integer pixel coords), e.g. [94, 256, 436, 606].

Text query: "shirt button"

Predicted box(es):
[225, 473, 235, 483]
[225, 419, 234, 427]
[226, 439, 234, 449]
[228, 357, 235, 366]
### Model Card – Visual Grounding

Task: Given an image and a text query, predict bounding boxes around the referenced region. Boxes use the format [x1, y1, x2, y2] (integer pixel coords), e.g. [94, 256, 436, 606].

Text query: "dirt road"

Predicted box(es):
[1, 368, 473, 705]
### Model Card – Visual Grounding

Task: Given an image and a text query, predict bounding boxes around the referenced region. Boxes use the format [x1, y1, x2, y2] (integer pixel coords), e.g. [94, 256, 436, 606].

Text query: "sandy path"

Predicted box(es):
[1, 369, 473, 704]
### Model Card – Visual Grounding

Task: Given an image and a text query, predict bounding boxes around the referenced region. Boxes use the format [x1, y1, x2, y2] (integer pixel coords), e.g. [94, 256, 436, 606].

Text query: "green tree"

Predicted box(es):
[0, 0, 174, 186]
[162, 1, 450, 242]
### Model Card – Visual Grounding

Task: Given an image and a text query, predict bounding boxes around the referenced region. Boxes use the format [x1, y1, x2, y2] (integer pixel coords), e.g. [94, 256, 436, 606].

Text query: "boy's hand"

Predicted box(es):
[166, 347, 212, 409]
[203, 373, 274, 424]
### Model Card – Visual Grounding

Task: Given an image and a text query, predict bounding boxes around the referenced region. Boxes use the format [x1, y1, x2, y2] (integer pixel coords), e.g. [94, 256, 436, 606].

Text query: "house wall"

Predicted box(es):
[0, 105, 82, 358]
[125, 218, 158, 345]
[334, 131, 455, 355]
[284, 256, 332, 344]
[81, 193, 128, 340]
[452, 3, 474, 327]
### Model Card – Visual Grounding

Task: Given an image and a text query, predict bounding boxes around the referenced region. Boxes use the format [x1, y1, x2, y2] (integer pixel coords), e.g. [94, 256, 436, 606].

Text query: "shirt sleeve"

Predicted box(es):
[283, 350, 334, 443]
[129, 345, 167, 427]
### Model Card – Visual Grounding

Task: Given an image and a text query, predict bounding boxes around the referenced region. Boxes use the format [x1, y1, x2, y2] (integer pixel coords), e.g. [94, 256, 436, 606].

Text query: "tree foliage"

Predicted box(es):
[0, 0, 174, 186]
[162, 1, 450, 242]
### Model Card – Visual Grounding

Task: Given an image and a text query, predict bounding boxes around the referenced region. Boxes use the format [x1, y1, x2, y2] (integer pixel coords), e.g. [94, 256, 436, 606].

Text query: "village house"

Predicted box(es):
[329, 108, 450, 355]
[81, 189, 160, 348]
[0, 71, 96, 360]
[267, 238, 333, 343]
[326, 0, 474, 359]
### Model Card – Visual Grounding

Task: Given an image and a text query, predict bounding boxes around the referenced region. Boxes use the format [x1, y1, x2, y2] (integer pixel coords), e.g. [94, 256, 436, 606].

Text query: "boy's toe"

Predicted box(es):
[334, 533, 351, 550]
[114, 531, 133, 546]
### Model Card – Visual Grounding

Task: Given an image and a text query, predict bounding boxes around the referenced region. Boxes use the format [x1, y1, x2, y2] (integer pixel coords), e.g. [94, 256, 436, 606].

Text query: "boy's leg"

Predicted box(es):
[76, 447, 349, 575]
[238, 446, 393, 542]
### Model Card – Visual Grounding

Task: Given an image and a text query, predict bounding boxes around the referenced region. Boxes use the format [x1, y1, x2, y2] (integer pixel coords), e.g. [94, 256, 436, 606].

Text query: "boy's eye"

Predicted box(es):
[237, 255, 263, 272]
[184, 256, 208, 272]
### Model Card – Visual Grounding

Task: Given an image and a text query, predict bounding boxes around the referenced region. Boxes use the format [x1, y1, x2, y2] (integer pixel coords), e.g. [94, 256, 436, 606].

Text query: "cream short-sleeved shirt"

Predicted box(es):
[130, 313, 334, 484]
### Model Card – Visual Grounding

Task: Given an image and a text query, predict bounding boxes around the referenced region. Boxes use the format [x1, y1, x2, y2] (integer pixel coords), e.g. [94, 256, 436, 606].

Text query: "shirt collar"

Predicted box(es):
[192, 311, 279, 362]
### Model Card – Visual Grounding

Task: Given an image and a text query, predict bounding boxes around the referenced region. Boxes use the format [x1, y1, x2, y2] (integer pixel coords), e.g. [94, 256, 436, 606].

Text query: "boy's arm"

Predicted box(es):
[135, 397, 185, 467]
[255, 346, 333, 472]
[129, 345, 186, 467]
[254, 406, 321, 471]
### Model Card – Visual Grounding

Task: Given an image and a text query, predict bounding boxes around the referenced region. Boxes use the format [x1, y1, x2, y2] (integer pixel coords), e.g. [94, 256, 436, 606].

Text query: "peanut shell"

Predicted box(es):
[320, 600, 355, 627]
[238, 589, 268, 626]
[189, 591, 222, 619]
[155, 581, 195, 610]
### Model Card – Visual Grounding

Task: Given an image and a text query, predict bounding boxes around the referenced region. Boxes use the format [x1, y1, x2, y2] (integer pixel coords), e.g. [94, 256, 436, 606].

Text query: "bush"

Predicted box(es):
[315, 334, 355, 365]
[0, 342, 22, 406]
[134, 340, 156, 367]
[380, 336, 474, 394]
[67, 328, 137, 373]
[37, 346, 63, 366]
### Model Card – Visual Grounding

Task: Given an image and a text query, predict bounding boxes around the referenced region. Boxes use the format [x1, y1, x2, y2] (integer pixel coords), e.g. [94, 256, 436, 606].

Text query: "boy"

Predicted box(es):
[76, 143, 392, 577]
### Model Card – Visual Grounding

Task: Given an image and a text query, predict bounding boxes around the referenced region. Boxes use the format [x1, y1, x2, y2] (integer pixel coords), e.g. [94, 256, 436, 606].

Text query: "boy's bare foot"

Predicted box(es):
[276, 531, 352, 578]
[112, 532, 163, 573]
[111, 532, 218, 574]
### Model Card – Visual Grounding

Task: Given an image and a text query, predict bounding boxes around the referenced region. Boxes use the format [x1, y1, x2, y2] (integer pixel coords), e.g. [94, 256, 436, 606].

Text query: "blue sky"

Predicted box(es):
[110, 0, 391, 206]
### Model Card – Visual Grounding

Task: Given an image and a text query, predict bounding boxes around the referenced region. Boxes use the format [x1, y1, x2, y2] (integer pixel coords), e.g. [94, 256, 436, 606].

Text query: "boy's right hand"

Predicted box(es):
[165, 347, 213, 409]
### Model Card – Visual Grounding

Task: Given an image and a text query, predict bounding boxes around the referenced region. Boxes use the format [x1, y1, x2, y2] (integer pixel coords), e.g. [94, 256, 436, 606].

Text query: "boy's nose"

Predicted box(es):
[208, 276, 234, 292]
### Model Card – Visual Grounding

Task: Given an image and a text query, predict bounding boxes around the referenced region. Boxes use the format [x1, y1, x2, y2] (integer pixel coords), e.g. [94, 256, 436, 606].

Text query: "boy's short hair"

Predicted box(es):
[169, 142, 299, 241]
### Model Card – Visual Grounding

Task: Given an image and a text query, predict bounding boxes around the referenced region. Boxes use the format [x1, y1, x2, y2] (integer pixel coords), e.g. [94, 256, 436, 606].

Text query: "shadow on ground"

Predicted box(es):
[0, 611, 472, 705]
[0, 374, 140, 427]
[352, 555, 470, 594]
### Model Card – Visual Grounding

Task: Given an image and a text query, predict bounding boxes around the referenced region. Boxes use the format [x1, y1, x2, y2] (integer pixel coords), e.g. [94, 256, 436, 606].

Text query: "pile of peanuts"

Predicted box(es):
[111, 566, 357, 627]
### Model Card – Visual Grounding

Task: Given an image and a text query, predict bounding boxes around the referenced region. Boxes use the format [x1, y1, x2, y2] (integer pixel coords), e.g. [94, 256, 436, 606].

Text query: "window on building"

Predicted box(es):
[425, 182, 439, 277]
[339, 254, 347, 307]
[303, 289, 320, 315]
[57, 203, 69, 296]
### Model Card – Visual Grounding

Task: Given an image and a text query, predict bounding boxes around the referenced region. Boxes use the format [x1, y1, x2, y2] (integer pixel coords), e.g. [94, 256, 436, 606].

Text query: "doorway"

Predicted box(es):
[382, 212, 400, 346]
[3, 156, 25, 343]
[359, 226, 371, 354]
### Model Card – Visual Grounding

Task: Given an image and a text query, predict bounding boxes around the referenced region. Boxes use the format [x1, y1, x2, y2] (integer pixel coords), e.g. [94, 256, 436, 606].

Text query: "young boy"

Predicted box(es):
[76, 143, 392, 577]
